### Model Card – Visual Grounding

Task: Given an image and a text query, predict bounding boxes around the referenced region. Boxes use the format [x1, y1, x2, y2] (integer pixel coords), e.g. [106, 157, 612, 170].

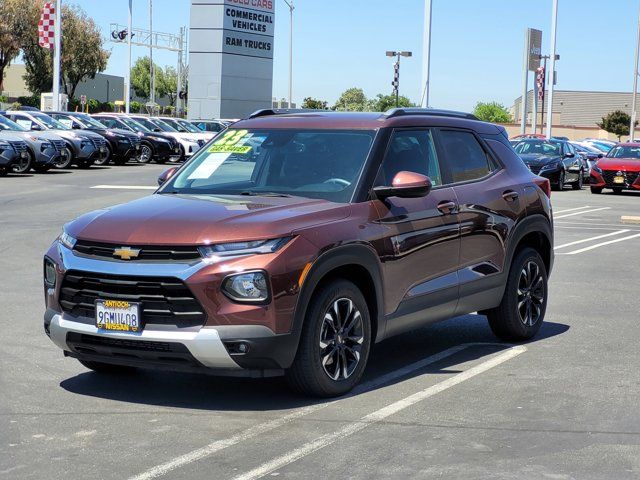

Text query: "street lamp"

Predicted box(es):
[283, 0, 294, 108]
[630, 4, 640, 141]
[386, 51, 412, 107]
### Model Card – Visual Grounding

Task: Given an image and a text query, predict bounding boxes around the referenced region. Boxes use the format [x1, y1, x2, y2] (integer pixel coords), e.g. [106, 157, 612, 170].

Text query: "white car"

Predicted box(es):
[155, 116, 216, 143]
[128, 115, 203, 161]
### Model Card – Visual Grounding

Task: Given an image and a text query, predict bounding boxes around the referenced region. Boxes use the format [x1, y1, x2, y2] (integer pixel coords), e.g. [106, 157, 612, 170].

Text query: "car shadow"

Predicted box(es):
[59, 315, 569, 411]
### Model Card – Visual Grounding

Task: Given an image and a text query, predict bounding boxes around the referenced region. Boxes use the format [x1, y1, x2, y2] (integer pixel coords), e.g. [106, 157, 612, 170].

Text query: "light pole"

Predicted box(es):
[125, 0, 132, 113]
[283, 0, 294, 108]
[630, 4, 640, 141]
[545, 0, 559, 139]
[421, 0, 433, 108]
[386, 51, 412, 107]
[149, 0, 155, 107]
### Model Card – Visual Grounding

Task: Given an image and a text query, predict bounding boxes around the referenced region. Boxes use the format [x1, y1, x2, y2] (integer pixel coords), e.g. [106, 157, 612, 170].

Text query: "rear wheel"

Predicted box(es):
[571, 170, 583, 190]
[590, 187, 603, 194]
[286, 279, 371, 397]
[486, 247, 547, 341]
[78, 359, 135, 373]
[12, 149, 33, 174]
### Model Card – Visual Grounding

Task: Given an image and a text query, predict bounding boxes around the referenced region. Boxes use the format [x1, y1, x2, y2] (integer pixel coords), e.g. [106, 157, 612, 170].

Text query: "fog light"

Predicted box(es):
[224, 341, 250, 355]
[222, 271, 269, 303]
[44, 258, 57, 287]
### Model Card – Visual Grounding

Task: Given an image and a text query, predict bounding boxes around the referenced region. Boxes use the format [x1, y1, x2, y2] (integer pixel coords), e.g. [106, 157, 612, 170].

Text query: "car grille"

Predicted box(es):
[9, 140, 28, 153]
[51, 139, 66, 152]
[73, 240, 202, 262]
[90, 137, 107, 149]
[602, 170, 640, 186]
[59, 270, 206, 327]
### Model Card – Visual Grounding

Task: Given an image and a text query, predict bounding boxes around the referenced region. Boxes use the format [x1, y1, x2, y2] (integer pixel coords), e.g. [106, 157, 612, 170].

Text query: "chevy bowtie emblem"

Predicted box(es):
[113, 247, 141, 260]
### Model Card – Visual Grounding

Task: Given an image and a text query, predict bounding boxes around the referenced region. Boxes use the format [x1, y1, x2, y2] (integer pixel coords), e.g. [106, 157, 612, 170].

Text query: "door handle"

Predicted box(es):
[502, 191, 519, 202]
[437, 201, 457, 214]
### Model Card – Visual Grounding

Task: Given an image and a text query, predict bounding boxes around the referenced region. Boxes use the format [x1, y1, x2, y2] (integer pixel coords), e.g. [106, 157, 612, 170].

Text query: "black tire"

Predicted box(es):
[77, 158, 93, 169]
[571, 170, 583, 190]
[286, 279, 372, 397]
[139, 142, 154, 164]
[590, 187, 603, 194]
[12, 149, 33, 174]
[612, 187, 623, 194]
[94, 144, 111, 166]
[552, 170, 565, 191]
[78, 359, 135, 374]
[486, 247, 547, 342]
[54, 147, 73, 169]
[33, 164, 52, 173]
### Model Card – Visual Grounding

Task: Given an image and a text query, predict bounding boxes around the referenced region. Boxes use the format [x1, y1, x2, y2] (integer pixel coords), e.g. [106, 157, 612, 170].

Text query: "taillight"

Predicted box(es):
[533, 176, 551, 198]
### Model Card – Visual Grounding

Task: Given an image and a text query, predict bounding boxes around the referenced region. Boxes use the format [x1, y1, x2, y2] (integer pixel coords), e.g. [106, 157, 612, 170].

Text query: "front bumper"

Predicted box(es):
[0, 149, 20, 168]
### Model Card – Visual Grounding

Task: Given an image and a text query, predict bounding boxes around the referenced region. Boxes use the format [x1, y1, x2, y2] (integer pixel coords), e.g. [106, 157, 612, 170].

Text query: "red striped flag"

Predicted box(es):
[38, 2, 55, 49]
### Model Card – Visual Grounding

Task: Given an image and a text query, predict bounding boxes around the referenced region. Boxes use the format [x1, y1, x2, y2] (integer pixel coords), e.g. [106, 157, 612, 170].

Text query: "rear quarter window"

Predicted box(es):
[439, 130, 496, 183]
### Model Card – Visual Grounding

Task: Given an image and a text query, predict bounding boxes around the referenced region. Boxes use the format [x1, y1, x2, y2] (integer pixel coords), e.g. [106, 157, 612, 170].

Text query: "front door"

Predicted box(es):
[373, 128, 460, 338]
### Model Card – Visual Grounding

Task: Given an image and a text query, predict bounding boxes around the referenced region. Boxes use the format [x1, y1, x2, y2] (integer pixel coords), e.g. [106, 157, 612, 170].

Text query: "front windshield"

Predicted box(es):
[163, 128, 376, 203]
[118, 116, 148, 133]
[33, 113, 69, 130]
[150, 118, 178, 132]
[592, 142, 613, 152]
[131, 116, 163, 131]
[175, 118, 201, 133]
[0, 115, 26, 131]
[72, 113, 106, 129]
[160, 118, 188, 132]
[607, 145, 640, 159]
[514, 140, 561, 156]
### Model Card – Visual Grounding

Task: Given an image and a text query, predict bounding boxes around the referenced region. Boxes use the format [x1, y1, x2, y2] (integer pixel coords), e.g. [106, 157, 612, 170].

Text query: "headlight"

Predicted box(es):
[540, 161, 560, 171]
[44, 258, 57, 287]
[198, 237, 291, 259]
[222, 271, 270, 303]
[59, 231, 76, 249]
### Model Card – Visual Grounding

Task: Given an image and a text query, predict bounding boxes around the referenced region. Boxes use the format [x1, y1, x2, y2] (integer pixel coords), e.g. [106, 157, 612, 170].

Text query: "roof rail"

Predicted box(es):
[247, 108, 324, 119]
[383, 108, 478, 121]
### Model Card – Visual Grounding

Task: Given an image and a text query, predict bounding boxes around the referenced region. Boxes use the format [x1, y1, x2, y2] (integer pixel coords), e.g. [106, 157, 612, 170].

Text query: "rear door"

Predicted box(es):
[373, 128, 461, 337]
[436, 128, 522, 315]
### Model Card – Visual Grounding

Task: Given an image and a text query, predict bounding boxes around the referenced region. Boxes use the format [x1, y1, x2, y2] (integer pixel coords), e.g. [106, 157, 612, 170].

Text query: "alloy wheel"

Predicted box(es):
[319, 298, 364, 381]
[12, 151, 32, 174]
[139, 145, 152, 163]
[517, 261, 545, 327]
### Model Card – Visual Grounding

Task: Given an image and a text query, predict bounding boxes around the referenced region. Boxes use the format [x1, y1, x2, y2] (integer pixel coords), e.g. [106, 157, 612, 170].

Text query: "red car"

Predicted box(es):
[590, 142, 640, 194]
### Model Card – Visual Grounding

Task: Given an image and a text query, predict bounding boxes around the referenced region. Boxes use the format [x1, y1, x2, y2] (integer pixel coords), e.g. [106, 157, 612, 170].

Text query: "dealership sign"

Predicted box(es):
[527, 28, 542, 71]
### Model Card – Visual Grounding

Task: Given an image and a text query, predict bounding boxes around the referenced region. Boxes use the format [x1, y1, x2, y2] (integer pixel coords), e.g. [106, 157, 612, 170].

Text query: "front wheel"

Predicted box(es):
[138, 142, 153, 164]
[572, 171, 583, 190]
[552, 170, 565, 191]
[54, 148, 73, 169]
[33, 164, 51, 173]
[93, 144, 111, 166]
[590, 187, 603, 194]
[286, 280, 371, 397]
[77, 158, 93, 169]
[486, 247, 547, 341]
[12, 150, 33, 174]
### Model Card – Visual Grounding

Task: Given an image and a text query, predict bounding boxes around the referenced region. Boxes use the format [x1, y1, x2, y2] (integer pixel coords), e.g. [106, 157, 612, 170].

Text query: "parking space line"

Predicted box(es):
[556, 221, 640, 228]
[560, 233, 640, 255]
[554, 230, 629, 250]
[128, 344, 472, 480]
[554, 207, 611, 219]
[554, 206, 592, 214]
[231, 345, 526, 480]
[91, 185, 157, 190]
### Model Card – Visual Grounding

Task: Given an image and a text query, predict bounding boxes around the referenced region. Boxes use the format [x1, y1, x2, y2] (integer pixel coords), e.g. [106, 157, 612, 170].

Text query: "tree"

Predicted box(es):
[131, 56, 166, 101]
[333, 88, 369, 111]
[159, 66, 177, 106]
[20, 2, 109, 98]
[472, 102, 512, 123]
[369, 93, 415, 112]
[302, 97, 328, 110]
[598, 110, 635, 141]
[0, 0, 35, 92]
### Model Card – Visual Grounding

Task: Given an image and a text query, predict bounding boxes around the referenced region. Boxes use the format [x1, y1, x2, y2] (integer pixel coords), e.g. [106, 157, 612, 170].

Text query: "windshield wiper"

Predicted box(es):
[239, 191, 292, 198]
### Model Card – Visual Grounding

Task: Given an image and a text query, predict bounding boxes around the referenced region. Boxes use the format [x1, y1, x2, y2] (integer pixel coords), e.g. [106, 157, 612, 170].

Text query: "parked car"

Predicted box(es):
[580, 138, 616, 153]
[92, 114, 182, 164]
[0, 114, 67, 173]
[155, 116, 215, 142]
[571, 142, 603, 180]
[191, 119, 229, 133]
[49, 111, 141, 166]
[44, 108, 554, 397]
[513, 138, 584, 190]
[3, 110, 107, 169]
[0, 134, 29, 176]
[590, 142, 640, 194]
[128, 115, 202, 161]
[511, 133, 546, 140]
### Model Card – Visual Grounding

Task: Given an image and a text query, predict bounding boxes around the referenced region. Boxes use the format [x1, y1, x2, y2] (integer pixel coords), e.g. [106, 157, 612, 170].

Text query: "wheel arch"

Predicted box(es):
[507, 214, 553, 277]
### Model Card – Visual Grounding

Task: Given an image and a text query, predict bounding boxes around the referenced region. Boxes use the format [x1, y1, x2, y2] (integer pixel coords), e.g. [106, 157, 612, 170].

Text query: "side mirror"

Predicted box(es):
[72, 123, 82, 129]
[31, 123, 42, 131]
[564, 152, 575, 158]
[154, 128, 162, 132]
[157, 166, 178, 186]
[597, 153, 604, 158]
[372, 171, 432, 200]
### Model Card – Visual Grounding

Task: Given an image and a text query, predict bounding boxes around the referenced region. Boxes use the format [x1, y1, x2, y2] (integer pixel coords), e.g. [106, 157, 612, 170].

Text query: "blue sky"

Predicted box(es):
[78, 0, 638, 111]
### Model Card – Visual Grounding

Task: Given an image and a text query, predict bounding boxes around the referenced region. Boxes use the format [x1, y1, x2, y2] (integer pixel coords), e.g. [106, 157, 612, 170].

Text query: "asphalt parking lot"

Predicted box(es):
[1, 165, 640, 480]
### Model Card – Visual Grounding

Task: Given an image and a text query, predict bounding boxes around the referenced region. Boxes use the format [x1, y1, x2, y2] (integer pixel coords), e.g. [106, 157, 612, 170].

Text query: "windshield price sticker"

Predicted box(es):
[208, 144, 252, 154]
[187, 152, 231, 179]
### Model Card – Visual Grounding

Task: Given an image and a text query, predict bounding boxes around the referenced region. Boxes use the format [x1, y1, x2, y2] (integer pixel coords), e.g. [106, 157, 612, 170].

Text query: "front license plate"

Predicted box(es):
[614, 176, 625, 184]
[96, 300, 142, 333]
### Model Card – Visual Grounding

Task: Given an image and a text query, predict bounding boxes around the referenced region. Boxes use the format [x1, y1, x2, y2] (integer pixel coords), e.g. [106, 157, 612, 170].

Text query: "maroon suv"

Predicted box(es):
[44, 109, 554, 397]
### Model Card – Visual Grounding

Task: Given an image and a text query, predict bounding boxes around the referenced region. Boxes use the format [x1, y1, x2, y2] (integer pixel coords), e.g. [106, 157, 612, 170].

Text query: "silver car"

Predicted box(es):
[4, 110, 108, 169]
[0, 115, 68, 173]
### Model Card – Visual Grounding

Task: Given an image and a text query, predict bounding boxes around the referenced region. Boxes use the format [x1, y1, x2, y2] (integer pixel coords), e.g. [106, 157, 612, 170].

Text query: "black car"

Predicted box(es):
[49, 112, 141, 166]
[513, 139, 584, 191]
[92, 114, 181, 164]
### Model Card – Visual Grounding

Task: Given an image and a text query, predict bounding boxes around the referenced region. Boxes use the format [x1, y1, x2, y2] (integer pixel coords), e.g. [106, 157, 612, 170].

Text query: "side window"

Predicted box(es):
[99, 118, 116, 128]
[376, 129, 442, 187]
[13, 115, 34, 130]
[439, 130, 495, 183]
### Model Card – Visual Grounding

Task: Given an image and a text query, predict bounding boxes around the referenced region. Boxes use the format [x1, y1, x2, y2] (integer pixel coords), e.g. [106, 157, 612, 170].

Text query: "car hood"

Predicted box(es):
[0, 131, 29, 142]
[596, 158, 640, 171]
[519, 154, 561, 166]
[10, 130, 65, 142]
[48, 129, 103, 141]
[66, 193, 350, 245]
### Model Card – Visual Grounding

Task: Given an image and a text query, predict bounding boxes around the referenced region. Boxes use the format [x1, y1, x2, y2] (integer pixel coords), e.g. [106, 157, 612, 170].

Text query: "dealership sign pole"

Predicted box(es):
[546, 0, 559, 139]
[420, 0, 433, 108]
[520, 28, 542, 135]
[630, 5, 640, 141]
[126, 0, 132, 113]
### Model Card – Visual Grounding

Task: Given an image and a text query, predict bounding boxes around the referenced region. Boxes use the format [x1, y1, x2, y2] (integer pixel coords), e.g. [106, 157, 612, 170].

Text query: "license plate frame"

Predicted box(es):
[95, 299, 142, 333]
[613, 176, 625, 184]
